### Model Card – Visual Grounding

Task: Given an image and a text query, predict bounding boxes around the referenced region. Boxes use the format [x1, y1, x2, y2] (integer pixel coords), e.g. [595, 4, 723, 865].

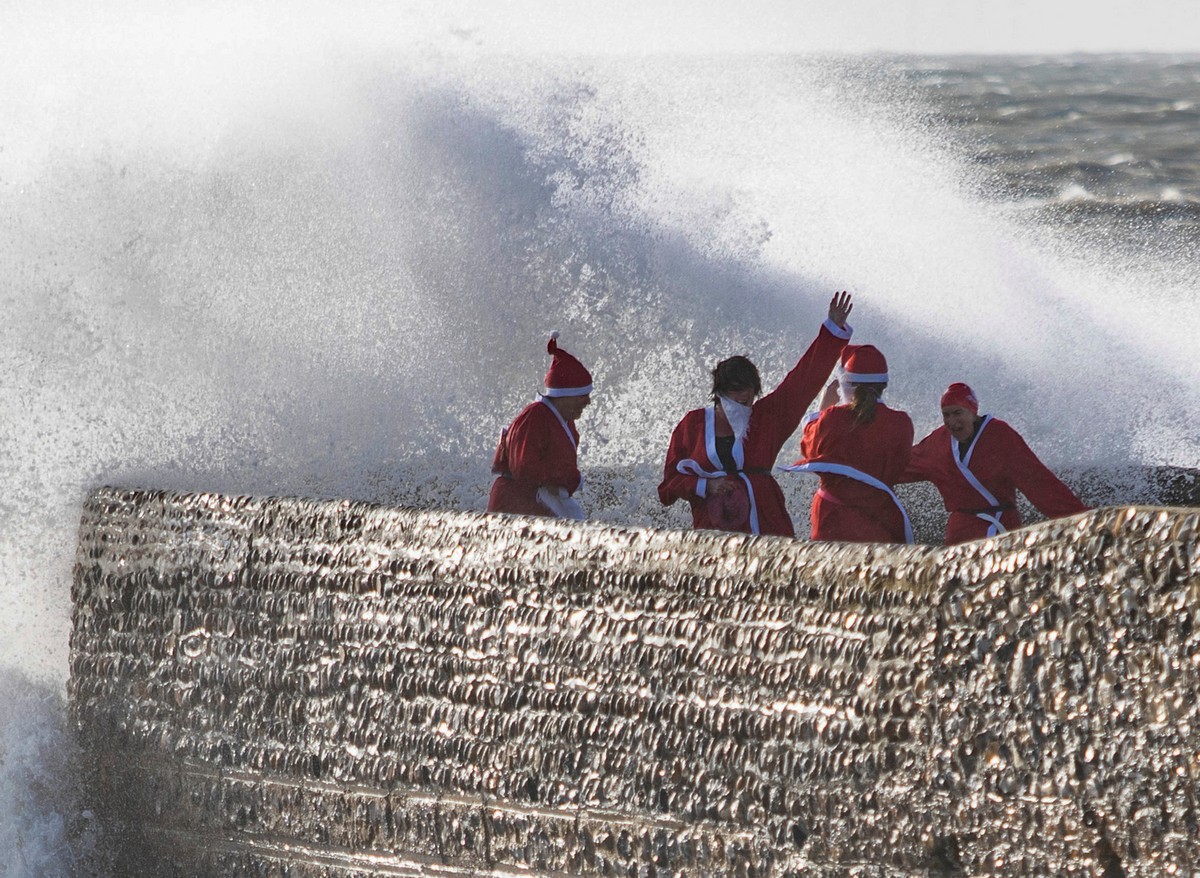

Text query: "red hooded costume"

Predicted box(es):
[488, 335, 592, 518]
[657, 317, 852, 537]
[794, 345, 914, 543]
[901, 383, 1087, 544]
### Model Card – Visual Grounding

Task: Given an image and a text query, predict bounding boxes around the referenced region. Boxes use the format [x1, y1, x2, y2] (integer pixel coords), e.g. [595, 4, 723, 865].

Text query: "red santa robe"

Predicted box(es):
[488, 398, 581, 516]
[657, 318, 852, 537]
[901, 415, 1088, 544]
[797, 403, 914, 543]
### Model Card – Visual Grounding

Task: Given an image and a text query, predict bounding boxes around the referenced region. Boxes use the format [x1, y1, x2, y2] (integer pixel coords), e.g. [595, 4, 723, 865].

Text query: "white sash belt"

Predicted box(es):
[970, 511, 1006, 537]
[780, 461, 913, 544]
[676, 459, 726, 480]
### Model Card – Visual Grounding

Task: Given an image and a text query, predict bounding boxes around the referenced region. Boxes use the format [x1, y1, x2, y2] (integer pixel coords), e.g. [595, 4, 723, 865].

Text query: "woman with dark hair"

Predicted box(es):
[787, 344, 914, 543]
[657, 292, 854, 536]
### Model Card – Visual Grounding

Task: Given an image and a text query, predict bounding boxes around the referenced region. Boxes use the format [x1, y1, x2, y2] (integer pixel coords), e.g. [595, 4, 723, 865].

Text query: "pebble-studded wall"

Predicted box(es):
[69, 488, 1199, 876]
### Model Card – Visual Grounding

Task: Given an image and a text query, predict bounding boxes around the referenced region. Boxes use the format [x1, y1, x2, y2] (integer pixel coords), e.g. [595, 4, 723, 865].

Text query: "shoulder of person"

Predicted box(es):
[983, 416, 1019, 437]
[515, 399, 553, 424]
[878, 403, 913, 422]
[815, 404, 854, 426]
[669, 407, 708, 433]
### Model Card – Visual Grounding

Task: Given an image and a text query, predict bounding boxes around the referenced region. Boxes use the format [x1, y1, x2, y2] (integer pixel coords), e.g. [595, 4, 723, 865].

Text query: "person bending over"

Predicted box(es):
[900, 382, 1088, 544]
[488, 334, 593, 520]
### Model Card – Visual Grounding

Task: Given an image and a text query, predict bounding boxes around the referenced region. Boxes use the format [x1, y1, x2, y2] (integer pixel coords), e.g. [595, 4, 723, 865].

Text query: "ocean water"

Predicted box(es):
[2, 23, 1199, 873]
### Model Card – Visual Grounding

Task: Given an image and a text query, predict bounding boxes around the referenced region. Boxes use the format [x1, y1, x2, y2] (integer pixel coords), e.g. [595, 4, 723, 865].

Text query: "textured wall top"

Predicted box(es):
[70, 488, 1200, 877]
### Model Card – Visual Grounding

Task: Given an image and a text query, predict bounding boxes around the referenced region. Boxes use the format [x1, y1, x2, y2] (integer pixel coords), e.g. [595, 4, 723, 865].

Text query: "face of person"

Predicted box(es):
[553, 393, 591, 422]
[942, 405, 977, 442]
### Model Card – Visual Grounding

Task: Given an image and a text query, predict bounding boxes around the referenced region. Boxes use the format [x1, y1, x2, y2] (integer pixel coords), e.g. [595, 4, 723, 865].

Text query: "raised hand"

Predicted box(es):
[828, 291, 853, 328]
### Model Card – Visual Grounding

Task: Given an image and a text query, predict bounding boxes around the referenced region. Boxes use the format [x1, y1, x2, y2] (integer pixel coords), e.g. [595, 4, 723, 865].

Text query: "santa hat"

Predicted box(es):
[543, 332, 593, 397]
[940, 382, 979, 414]
[840, 344, 889, 384]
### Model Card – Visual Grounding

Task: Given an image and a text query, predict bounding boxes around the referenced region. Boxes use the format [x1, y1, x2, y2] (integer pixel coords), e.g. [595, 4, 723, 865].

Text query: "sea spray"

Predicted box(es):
[0, 670, 101, 878]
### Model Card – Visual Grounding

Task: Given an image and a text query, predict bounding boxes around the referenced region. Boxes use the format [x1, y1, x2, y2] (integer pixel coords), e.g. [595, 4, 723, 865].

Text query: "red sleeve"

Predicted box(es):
[897, 430, 941, 484]
[1003, 425, 1089, 519]
[658, 415, 702, 506]
[756, 321, 851, 449]
[882, 411, 915, 485]
[506, 406, 582, 495]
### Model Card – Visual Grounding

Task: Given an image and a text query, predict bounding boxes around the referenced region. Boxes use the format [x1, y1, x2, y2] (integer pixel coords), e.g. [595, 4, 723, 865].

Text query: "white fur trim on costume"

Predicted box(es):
[536, 396, 579, 448]
[948, 417, 1006, 536]
[698, 405, 760, 534]
[844, 371, 888, 383]
[822, 317, 853, 340]
[677, 458, 726, 479]
[542, 384, 593, 397]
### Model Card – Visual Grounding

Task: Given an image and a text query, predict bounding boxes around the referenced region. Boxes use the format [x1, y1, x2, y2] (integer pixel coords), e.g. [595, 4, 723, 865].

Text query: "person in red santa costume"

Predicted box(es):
[899, 382, 1089, 544]
[488, 333, 593, 519]
[657, 291, 854, 537]
[786, 343, 915, 543]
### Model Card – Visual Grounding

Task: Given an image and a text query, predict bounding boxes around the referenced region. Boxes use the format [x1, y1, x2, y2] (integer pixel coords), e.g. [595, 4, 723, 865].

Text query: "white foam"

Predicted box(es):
[6, 38, 1200, 677]
[0, 669, 98, 877]
[1056, 183, 1096, 202]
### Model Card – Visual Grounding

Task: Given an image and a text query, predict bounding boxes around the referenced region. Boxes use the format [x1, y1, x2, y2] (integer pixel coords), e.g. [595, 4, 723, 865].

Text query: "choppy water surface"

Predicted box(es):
[903, 55, 1200, 254]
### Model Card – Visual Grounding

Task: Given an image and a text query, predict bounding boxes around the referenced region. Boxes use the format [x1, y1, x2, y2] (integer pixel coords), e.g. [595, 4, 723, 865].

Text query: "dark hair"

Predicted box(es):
[711, 356, 762, 403]
[850, 383, 886, 426]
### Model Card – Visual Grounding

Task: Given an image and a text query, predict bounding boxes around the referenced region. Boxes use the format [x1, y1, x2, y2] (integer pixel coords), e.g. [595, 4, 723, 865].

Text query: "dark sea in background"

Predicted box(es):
[904, 55, 1200, 257]
[2, 51, 1198, 875]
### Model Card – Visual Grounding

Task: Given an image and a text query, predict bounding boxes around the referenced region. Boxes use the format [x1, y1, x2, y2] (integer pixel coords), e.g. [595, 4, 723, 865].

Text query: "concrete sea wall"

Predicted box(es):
[70, 488, 1200, 876]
